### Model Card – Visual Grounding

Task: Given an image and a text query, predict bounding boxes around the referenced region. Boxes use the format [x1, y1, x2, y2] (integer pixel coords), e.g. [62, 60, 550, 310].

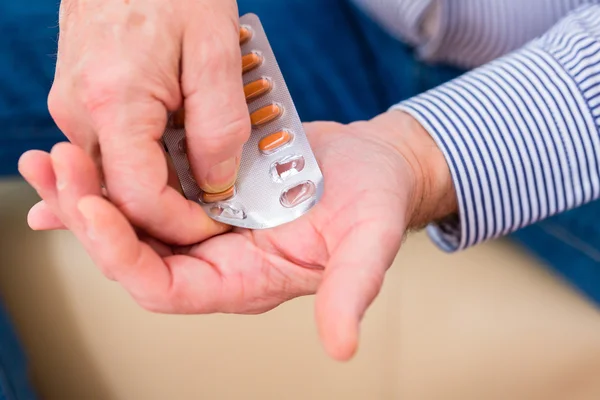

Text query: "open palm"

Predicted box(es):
[19, 117, 417, 360]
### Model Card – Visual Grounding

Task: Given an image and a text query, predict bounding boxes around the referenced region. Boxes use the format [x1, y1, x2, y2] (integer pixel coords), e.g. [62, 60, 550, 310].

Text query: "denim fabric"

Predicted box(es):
[0, 0, 62, 177]
[513, 205, 600, 304]
[0, 1, 598, 395]
[0, 303, 36, 400]
[238, 0, 465, 124]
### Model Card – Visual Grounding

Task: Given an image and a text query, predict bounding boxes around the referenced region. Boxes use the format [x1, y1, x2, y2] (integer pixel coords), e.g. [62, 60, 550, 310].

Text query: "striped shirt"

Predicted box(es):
[353, 1, 600, 251]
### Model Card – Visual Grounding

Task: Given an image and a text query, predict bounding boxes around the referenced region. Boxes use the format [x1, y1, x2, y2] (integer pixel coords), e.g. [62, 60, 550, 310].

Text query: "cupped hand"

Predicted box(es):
[48, 0, 249, 245]
[19, 112, 437, 360]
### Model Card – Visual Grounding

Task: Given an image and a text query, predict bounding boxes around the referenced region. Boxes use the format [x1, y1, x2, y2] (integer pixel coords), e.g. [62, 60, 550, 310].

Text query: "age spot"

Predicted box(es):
[127, 12, 146, 28]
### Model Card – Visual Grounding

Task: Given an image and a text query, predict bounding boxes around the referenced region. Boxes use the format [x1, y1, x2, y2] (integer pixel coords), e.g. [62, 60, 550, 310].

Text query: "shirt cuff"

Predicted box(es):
[393, 13, 600, 251]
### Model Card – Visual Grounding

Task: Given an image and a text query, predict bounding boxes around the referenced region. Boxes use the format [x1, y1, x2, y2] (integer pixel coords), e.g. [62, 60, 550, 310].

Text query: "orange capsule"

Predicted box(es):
[244, 78, 272, 103]
[202, 186, 236, 204]
[258, 130, 292, 153]
[239, 26, 253, 45]
[242, 52, 263, 74]
[250, 104, 283, 127]
[169, 109, 185, 129]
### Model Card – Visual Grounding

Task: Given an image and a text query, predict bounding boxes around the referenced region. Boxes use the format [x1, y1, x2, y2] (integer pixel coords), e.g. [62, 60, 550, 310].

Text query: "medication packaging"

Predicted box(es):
[162, 13, 324, 229]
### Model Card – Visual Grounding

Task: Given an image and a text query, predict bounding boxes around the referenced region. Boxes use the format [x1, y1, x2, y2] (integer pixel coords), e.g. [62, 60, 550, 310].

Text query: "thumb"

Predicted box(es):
[181, 2, 251, 193]
[315, 223, 403, 361]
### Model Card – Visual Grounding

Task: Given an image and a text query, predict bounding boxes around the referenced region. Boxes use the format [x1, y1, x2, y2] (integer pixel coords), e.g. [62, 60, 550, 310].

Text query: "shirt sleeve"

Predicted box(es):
[393, 4, 600, 252]
[353, 0, 599, 68]
[351, 0, 438, 47]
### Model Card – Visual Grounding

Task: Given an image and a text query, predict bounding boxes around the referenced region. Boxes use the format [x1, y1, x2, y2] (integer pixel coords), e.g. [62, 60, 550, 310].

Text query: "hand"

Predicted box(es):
[48, 0, 249, 245]
[19, 111, 456, 360]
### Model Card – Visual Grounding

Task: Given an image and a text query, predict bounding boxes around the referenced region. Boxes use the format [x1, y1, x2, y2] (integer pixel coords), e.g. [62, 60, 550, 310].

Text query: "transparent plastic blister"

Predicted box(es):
[162, 13, 324, 229]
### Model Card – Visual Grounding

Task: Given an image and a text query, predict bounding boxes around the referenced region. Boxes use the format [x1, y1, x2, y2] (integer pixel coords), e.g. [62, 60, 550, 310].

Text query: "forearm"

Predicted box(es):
[389, 4, 600, 251]
[353, 0, 599, 68]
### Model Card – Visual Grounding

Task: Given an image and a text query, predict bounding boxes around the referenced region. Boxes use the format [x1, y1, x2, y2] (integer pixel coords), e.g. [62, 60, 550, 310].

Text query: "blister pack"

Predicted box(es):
[162, 13, 324, 230]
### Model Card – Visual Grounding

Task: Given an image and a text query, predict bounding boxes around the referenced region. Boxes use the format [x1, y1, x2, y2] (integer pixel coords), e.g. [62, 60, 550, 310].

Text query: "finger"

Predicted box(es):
[77, 195, 243, 313]
[49, 1, 223, 244]
[50, 142, 105, 234]
[26, 185, 110, 232]
[97, 98, 229, 245]
[27, 201, 67, 231]
[21, 145, 195, 232]
[48, 85, 99, 156]
[47, 143, 172, 295]
[78, 196, 174, 305]
[315, 222, 403, 361]
[18, 150, 60, 207]
[49, 144, 177, 243]
[182, 1, 250, 193]
[48, 142, 116, 280]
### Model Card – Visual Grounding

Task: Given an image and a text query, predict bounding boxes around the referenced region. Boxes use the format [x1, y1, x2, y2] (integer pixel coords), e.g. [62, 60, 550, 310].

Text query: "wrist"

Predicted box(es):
[368, 110, 457, 229]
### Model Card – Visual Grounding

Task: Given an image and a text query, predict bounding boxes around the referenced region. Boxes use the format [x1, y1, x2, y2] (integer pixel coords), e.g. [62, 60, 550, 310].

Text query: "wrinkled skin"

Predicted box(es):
[50, 0, 249, 245]
[19, 116, 421, 361]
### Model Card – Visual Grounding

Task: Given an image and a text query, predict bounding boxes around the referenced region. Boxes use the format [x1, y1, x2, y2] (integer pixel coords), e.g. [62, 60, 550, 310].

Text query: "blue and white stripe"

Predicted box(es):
[352, 0, 437, 47]
[394, 4, 600, 251]
[353, 0, 600, 68]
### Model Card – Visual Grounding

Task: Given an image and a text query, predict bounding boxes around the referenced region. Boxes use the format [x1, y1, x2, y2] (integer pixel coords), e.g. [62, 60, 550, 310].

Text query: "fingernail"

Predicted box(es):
[51, 153, 67, 191]
[202, 157, 238, 193]
[77, 199, 97, 240]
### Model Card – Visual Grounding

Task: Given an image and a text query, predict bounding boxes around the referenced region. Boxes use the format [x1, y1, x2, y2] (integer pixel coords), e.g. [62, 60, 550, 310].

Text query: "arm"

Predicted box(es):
[395, 4, 600, 251]
[353, 0, 599, 67]
[18, 3, 600, 362]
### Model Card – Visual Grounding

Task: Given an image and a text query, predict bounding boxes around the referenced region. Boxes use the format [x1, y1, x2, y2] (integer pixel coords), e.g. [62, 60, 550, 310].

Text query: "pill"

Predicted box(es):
[239, 26, 253, 45]
[202, 186, 236, 204]
[258, 130, 293, 153]
[242, 52, 263, 74]
[244, 78, 272, 103]
[280, 181, 316, 208]
[170, 109, 185, 129]
[271, 155, 305, 182]
[250, 104, 283, 127]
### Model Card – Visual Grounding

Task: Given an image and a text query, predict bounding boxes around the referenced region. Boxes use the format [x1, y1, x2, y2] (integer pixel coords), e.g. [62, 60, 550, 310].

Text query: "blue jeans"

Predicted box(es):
[0, 304, 36, 400]
[0, 0, 599, 397]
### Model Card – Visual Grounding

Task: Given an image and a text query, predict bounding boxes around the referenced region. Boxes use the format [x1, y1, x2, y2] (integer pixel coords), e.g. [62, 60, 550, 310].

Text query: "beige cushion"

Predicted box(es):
[1, 179, 599, 400]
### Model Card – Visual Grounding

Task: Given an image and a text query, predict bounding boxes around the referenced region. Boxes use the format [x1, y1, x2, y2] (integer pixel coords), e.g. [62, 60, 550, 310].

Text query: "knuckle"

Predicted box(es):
[47, 85, 69, 125]
[80, 81, 121, 115]
[75, 65, 134, 115]
[47, 86, 61, 117]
